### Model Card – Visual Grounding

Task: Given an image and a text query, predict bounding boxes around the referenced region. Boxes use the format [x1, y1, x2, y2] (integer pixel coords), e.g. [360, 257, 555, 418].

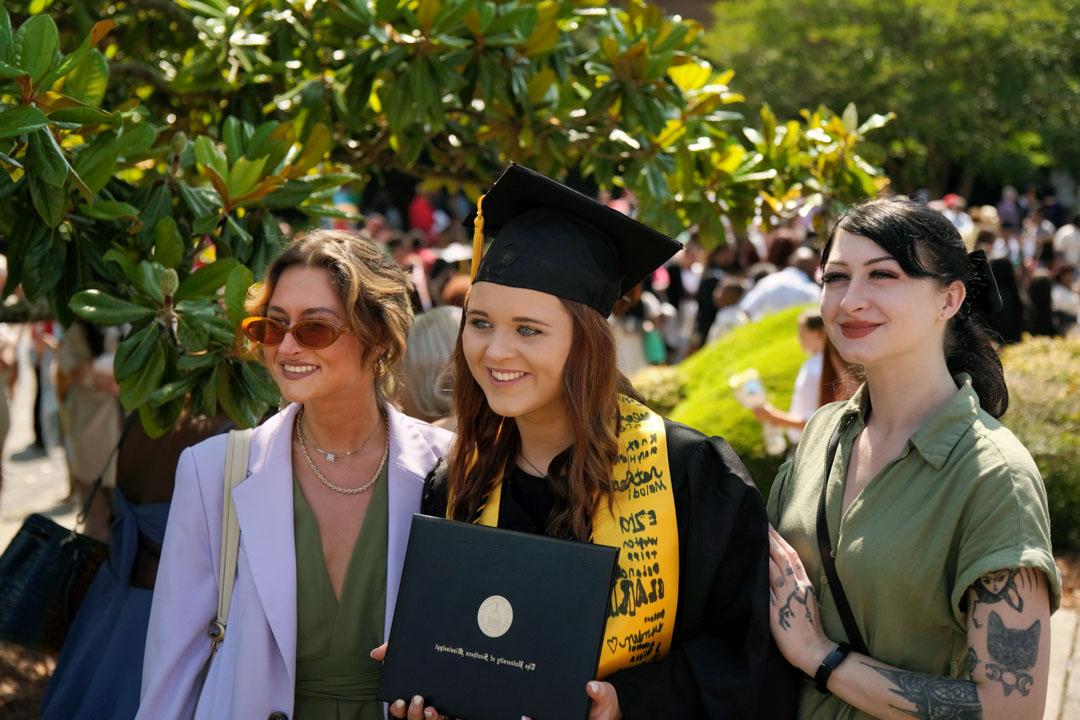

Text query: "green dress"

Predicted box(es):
[293, 465, 388, 720]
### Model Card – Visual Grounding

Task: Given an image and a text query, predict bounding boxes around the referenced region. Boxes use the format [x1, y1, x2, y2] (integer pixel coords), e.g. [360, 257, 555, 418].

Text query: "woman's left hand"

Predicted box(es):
[767, 526, 835, 676]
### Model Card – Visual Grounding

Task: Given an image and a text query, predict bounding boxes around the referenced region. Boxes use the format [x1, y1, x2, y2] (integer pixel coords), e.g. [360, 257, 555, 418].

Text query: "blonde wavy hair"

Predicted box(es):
[244, 229, 414, 404]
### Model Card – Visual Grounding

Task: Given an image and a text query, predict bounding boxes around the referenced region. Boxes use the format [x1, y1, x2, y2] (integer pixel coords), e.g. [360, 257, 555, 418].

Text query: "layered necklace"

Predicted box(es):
[300, 410, 380, 463]
[295, 407, 389, 495]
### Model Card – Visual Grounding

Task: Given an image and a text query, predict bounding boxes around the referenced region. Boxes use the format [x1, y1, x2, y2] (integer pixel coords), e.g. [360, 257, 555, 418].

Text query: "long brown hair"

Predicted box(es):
[446, 295, 636, 541]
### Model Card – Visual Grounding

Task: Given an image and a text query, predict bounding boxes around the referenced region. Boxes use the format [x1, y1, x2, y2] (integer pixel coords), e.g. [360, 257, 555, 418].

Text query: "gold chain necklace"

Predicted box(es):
[295, 407, 389, 495]
[301, 411, 380, 463]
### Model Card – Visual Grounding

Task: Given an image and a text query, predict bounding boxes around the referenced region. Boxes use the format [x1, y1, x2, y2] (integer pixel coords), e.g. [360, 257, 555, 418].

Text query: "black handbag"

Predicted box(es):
[0, 413, 132, 653]
[0, 512, 108, 652]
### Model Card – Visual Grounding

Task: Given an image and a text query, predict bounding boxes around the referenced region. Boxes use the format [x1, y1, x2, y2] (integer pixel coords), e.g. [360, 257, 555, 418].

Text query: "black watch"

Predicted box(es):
[814, 642, 852, 694]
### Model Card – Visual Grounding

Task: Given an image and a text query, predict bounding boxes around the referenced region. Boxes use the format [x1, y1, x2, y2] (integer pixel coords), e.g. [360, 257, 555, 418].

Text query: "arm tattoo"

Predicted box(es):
[862, 662, 982, 719]
[970, 568, 1040, 627]
[964, 647, 979, 679]
[777, 587, 813, 630]
[984, 611, 1040, 697]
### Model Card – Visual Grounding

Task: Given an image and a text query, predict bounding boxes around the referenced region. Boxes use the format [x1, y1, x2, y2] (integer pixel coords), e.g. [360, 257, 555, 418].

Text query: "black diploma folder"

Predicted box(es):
[377, 514, 619, 720]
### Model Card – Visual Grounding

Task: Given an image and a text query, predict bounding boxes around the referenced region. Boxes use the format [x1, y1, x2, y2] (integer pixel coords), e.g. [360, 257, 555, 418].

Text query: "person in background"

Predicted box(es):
[1026, 270, 1059, 337]
[665, 241, 704, 360]
[997, 185, 1022, 236]
[56, 321, 123, 541]
[941, 193, 975, 244]
[739, 246, 821, 321]
[400, 305, 462, 431]
[1052, 212, 1080, 266]
[752, 310, 827, 444]
[138, 230, 451, 720]
[42, 411, 231, 720]
[0, 256, 16, 504]
[705, 278, 750, 344]
[768, 198, 1058, 720]
[11, 320, 57, 461]
[692, 244, 738, 352]
[1050, 264, 1079, 327]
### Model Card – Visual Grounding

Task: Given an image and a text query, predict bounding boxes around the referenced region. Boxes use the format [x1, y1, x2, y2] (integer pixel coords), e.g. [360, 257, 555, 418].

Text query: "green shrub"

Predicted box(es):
[667, 305, 812, 497]
[631, 366, 686, 417]
[648, 318, 1079, 551]
[1000, 336, 1080, 552]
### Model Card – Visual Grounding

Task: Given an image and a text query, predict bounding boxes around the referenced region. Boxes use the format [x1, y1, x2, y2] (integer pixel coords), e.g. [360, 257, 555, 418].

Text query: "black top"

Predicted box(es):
[423, 419, 794, 719]
[504, 464, 556, 532]
[466, 164, 682, 315]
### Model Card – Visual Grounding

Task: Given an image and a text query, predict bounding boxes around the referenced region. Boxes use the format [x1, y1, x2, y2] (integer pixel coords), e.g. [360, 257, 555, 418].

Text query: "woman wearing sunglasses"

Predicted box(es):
[378, 165, 778, 719]
[138, 230, 452, 720]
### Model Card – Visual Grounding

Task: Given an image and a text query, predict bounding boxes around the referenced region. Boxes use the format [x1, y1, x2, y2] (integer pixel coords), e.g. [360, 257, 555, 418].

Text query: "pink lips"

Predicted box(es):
[839, 322, 881, 339]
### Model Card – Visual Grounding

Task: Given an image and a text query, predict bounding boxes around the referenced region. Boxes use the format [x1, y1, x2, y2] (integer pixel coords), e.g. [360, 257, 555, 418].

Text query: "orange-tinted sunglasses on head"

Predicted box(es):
[241, 317, 351, 349]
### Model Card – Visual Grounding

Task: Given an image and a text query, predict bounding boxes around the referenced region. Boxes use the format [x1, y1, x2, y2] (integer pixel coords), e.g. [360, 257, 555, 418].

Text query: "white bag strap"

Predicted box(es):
[208, 428, 253, 653]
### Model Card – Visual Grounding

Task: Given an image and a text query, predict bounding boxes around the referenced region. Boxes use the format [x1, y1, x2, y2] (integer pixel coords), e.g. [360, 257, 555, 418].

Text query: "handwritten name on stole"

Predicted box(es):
[474, 396, 679, 679]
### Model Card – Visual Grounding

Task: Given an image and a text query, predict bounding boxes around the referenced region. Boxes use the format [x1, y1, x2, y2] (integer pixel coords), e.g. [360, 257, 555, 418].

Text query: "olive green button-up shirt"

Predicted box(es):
[767, 376, 1060, 720]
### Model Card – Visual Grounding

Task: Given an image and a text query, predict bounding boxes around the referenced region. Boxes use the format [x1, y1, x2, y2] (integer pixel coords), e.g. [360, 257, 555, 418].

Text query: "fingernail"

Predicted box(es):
[392, 700, 405, 711]
[588, 681, 600, 693]
[412, 696, 423, 707]
[424, 710, 435, 720]
[369, 649, 377, 658]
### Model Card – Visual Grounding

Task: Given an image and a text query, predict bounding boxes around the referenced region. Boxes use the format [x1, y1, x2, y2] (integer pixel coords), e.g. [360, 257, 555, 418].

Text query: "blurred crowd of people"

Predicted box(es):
[310, 179, 1079, 461]
[1, 181, 1077, 523]
[928, 187, 1079, 342]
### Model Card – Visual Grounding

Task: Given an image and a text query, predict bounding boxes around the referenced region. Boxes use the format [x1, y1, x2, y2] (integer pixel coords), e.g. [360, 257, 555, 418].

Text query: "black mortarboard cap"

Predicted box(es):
[465, 164, 682, 315]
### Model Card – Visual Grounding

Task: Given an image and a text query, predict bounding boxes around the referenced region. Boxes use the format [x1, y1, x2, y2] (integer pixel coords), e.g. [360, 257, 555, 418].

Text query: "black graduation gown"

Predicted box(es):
[422, 419, 789, 719]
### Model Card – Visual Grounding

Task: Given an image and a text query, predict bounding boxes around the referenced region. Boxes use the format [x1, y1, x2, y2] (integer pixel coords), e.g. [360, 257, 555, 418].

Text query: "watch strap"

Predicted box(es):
[814, 641, 852, 694]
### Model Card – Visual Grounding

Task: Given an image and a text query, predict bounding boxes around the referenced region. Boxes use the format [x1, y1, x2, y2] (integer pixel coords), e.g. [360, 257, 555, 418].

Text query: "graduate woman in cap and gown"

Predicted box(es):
[377, 164, 776, 719]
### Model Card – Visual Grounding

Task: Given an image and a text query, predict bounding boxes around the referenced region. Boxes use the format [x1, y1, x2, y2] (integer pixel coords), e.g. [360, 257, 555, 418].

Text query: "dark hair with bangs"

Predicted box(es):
[823, 198, 1008, 418]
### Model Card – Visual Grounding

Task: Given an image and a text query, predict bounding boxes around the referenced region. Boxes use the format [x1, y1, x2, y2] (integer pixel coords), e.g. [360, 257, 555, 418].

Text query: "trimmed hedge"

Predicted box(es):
[633, 305, 811, 498]
[1000, 336, 1080, 552]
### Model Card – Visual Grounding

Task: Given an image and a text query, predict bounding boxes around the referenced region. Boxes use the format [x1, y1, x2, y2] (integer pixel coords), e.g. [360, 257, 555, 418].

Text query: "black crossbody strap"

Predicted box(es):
[815, 414, 869, 656]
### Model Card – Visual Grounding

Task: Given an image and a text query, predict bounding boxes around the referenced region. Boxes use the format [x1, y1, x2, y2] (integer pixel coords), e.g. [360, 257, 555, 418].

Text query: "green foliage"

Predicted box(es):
[0, 7, 360, 434]
[1000, 336, 1080, 552]
[1, 0, 890, 435]
[668, 305, 811, 496]
[705, 0, 1080, 193]
[630, 365, 684, 417]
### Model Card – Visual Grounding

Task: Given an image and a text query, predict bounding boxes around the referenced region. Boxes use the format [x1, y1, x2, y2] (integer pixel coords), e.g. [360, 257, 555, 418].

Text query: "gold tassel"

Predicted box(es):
[470, 193, 486, 281]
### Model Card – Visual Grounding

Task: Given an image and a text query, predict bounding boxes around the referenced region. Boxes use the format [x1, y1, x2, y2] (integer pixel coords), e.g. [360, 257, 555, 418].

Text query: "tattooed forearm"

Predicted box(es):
[985, 611, 1040, 697]
[777, 587, 813, 630]
[862, 662, 982, 719]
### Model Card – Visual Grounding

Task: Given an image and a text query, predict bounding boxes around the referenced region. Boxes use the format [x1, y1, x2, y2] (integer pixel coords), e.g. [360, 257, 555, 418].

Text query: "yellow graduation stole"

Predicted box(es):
[474, 395, 680, 678]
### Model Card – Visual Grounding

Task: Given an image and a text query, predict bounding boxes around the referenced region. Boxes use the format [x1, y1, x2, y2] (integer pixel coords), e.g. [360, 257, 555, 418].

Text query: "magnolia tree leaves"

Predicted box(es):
[2, 0, 891, 435]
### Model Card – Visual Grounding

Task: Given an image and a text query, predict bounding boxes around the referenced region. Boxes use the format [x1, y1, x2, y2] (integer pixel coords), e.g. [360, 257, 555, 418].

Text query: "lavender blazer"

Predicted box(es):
[136, 402, 452, 720]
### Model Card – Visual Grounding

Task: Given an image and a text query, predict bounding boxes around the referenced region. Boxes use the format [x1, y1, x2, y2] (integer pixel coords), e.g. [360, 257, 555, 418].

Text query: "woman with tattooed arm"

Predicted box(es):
[767, 199, 1059, 720]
